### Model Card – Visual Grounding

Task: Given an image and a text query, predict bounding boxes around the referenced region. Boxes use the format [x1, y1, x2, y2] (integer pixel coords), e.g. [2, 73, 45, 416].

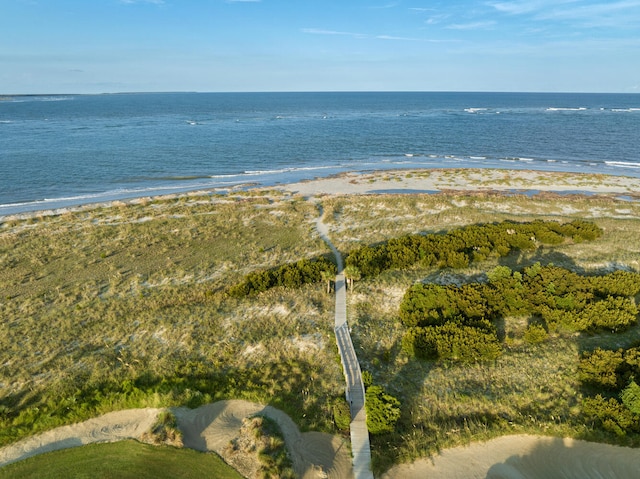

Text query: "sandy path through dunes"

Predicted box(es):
[173, 400, 353, 479]
[382, 434, 640, 479]
[0, 401, 353, 479]
[0, 408, 162, 467]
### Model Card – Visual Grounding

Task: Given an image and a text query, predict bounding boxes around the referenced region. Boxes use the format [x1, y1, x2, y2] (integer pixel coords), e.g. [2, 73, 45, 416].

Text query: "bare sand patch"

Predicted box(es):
[382, 435, 640, 479]
[174, 400, 352, 479]
[277, 169, 640, 198]
[0, 408, 161, 467]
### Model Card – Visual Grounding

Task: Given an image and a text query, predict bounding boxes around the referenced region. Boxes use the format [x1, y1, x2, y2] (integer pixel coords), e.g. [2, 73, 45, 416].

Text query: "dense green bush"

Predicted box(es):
[402, 323, 502, 362]
[345, 220, 603, 278]
[591, 270, 640, 298]
[365, 386, 401, 435]
[578, 348, 625, 390]
[399, 284, 488, 328]
[332, 398, 351, 431]
[579, 347, 640, 437]
[582, 395, 639, 436]
[400, 263, 639, 362]
[621, 380, 640, 415]
[523, 323, 548, 345]
[228, 256, 337, 297]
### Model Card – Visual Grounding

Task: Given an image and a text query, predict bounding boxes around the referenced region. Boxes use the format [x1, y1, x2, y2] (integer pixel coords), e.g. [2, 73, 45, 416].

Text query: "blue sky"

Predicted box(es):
[2, 0, 639, 93]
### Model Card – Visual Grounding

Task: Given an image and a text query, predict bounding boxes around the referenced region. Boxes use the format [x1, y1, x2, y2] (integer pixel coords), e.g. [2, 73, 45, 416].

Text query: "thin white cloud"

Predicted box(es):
[538, 0, 640, 21]
[301, 28, 368, 39]
[446, 21, 496, 30]
[488, 0, 640, 29]
[375, 34, 440, 42]
[301, 28, 443, 42]
[425, 14, 451, 25]
[488, 0, 552, 15]
[488, 0, 584, 15]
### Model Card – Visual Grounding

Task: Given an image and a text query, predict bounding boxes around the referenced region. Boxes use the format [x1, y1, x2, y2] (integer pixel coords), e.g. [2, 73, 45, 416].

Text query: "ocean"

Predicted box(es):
[1, 92, 639, 215]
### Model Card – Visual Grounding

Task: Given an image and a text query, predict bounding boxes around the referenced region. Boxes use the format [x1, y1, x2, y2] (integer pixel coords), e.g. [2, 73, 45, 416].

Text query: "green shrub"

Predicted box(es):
[621, 380, 640, 415]
[361, 370, 373, 389]
[345, 220, 602, 279]
[332, 398, 351, 431]
[578, 348, 625, 390]
[523, 323, 548, 345]
[402, 323, 502, 363]
[579, 296, 638, 333]
[228, 257, 336, 297]
[591, 270, 640, 298]
[582, 395, 638, 436]
[365, 386, 401, 435]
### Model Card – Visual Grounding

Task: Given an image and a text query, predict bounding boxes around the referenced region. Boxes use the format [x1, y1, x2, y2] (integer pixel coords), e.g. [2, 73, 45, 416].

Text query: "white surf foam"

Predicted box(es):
[546, 107, 587, 111]
[605, 161, 640, 169]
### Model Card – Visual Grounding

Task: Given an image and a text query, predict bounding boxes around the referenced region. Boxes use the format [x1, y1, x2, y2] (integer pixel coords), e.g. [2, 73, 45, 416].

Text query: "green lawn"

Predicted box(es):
[0, 441, 243, 479]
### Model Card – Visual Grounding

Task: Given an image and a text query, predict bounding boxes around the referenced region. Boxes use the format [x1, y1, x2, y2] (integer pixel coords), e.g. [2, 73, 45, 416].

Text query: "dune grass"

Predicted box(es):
[0, 192, 343, 446]
[321, 191, 640, 472]
[0, 440, 242, 479]
[2, 186, 640, 475]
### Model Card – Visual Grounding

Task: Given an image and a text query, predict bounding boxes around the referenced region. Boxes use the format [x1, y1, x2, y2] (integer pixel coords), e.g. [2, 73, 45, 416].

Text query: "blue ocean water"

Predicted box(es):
[1, 92, 639, 215]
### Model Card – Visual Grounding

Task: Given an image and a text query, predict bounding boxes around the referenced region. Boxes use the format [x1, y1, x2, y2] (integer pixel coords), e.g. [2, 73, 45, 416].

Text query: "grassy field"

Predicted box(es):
[0, 440, 243, 479]
[2, 187, 640, 474]
[0, 191, 344, 445]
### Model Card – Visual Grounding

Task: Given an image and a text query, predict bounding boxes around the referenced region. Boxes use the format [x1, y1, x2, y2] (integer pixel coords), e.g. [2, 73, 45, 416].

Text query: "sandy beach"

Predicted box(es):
[276, 168, 640, 198]
[3, 168, 640, 223]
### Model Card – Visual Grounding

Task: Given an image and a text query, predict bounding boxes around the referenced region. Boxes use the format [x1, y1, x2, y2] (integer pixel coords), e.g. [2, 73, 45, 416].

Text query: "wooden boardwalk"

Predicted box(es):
[315, 204, 374, 479]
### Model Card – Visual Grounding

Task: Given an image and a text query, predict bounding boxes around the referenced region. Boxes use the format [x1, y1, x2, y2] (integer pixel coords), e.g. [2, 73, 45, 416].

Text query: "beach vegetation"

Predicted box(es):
[226, 415, 295, 479]
[227, 256, 336, 297]
[332, 398, 351, 432]
[0, 193, 345, 448]
[3, 185, 640, 475]
[344, 219, 602, 278]
[343, 264, 361, 290]
[365, 385, 401, 435]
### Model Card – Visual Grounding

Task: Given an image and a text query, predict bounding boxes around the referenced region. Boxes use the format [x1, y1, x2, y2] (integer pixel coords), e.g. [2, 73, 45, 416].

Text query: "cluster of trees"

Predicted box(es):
[400, 264, 640, 362]
[345, 220, 602, 277]
[228, 256, 336, 297]
[579, 347, 640, 436]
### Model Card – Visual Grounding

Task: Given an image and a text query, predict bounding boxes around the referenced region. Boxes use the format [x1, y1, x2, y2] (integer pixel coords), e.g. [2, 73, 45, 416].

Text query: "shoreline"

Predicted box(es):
[3, 168, 640, 222]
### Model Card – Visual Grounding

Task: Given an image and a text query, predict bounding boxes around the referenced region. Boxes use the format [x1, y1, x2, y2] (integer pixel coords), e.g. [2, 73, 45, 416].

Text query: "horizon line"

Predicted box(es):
[2, 89, 639, 97]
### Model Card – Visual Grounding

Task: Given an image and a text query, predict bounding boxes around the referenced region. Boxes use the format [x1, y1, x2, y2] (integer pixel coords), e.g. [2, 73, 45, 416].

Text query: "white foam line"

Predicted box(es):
[546, 107, 587, 111]
[605, 161, 640, 169]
